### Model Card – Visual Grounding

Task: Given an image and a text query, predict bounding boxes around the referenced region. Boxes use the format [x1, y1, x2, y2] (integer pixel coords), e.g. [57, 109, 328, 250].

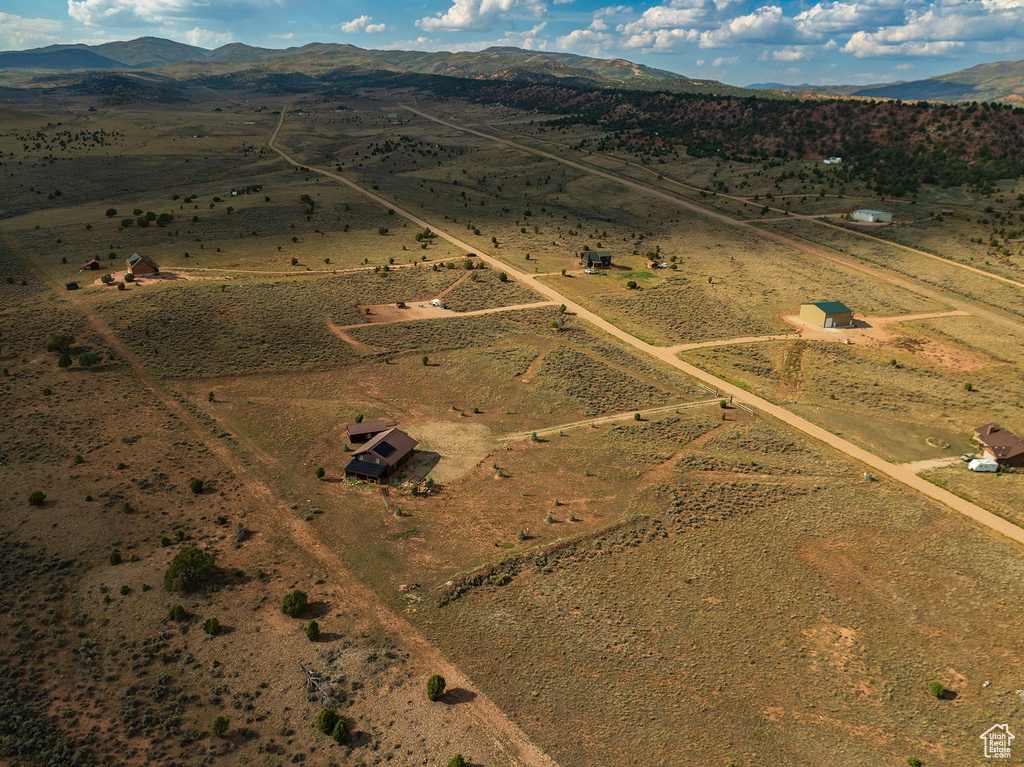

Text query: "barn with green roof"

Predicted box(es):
[799, 301, 853, 329]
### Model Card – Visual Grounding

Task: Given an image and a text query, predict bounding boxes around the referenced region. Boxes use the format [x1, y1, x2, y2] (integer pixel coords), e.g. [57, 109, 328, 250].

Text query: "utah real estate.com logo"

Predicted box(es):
[980, 724, 1014, 759]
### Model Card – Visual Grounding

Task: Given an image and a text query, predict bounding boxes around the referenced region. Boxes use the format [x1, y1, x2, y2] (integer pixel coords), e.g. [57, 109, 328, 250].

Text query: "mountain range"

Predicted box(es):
[2, 36, 1024, 103]
[0, 36, 750, 96]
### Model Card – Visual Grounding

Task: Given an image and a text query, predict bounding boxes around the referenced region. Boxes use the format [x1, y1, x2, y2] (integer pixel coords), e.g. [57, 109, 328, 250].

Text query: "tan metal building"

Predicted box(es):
[799, 301, 853, 328]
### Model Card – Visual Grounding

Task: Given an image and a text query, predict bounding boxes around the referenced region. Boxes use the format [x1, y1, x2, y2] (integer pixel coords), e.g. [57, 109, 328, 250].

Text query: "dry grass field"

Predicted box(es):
[5, 89, 1024, 767]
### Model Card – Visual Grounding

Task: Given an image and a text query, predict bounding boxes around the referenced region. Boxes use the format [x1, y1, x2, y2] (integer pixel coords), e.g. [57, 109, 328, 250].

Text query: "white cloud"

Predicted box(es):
[699, 6, 794, 48]
[337, 15, 386, 34]
[416, 0, 547, 32]
[0, 12, 63, 48]
[182, 27, 233, 48]
[556, 27, 615, 54]
[711, 55, 738, 66]
[67, 0, 194, 26]
[268, 32, 295, 40]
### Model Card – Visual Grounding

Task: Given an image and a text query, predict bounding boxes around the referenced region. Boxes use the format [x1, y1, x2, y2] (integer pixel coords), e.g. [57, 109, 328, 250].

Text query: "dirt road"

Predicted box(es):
[401, 105, 1024, 340]
[0, 227, 561, 767]
[499, 399, 721, 442]
[269, 108, 1024, 548]
[451, 110, 1024, 294]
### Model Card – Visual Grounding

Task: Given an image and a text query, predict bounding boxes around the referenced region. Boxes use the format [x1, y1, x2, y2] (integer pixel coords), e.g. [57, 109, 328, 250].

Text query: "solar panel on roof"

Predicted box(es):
[375, 441, 396, 458]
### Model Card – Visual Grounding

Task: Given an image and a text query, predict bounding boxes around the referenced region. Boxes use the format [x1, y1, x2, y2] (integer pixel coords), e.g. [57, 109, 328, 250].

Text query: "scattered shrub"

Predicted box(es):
[281, 589, 308, 617]
[163, 547, 215, 592]
[109, 550, 122, 566]
[907, 758, 922, 767]
[929, 681, 945, 698]
[169, 604, 187, 621]
[316, 708, 339, 735]
[306, 620, 321, 641]
[123, 272, 134, 282]
[426, 674, 446, 702]
[315, 467, 325, 479]
[203, 617, 221, 636]
[332, 718, 350, 745]
[189, 478, 204, 494]
[210, 715, 229, 737]
[448, 756, 467, 767]
[100, 273, 113, 284]
[78, 352, 102, 367]
[28, 491, 46, 506]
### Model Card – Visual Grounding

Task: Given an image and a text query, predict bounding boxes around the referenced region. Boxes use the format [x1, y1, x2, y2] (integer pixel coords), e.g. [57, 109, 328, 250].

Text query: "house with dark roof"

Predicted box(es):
[974, 423, 1024, 467]
[126, 253, 159, 276]
[345, 419, 388, 443]
[80, 258, 101, 271]
[580, 250, 612, 268]
[799, 301, 853, 328]
[344, 428, 418, 484]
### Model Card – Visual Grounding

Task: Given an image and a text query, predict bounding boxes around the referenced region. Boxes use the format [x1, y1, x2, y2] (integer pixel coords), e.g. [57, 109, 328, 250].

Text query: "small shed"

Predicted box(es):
[344, 428, 418, 484]
[126, 253, 159, 276]
[799, 301, 854, 329]
[80, 258, 101, 271]
[851, 209, 892, 223]
[974, 423, 1024, 467]
[580, 251, 612, 268]
[345, 419, 388, 443]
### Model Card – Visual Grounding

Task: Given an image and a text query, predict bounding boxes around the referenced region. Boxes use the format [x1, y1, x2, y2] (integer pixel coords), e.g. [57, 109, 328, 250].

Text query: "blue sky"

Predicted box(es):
[1, 0, 1022, 86]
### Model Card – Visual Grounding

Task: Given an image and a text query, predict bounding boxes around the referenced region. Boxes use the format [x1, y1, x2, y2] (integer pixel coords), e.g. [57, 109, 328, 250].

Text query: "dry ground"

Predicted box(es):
[5, 90, 1024, 767]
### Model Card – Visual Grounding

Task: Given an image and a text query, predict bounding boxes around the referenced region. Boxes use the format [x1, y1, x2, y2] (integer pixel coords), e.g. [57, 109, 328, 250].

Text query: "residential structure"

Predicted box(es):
[799, 301, 854, 329]
[580, 250, 612, 268]
[126, 253, 159, 276]
[344, 428, 418, 484]
[345, 419, 388, 443]
[973, 423, 1024, 467]
[80, 258, 101, 271]
[851, 209, 892, 223]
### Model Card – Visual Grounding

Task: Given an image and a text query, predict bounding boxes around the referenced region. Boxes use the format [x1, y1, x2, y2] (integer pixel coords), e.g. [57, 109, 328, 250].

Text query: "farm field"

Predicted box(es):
[5, 86, 1024, 767]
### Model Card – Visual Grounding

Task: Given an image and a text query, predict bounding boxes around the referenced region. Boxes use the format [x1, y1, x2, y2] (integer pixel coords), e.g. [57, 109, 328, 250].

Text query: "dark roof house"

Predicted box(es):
[344, 428, 418, 484]
[345, 419, 388, 442]
[974, 423, 1024, 467]
[580, 250, 612, 267]
[81, 258, 101, 270]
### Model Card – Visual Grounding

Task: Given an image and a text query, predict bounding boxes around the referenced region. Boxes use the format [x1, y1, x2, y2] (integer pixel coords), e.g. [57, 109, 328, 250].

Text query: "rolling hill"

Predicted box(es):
[750, 59, 1024, 103]
[0, 36, 751, 95]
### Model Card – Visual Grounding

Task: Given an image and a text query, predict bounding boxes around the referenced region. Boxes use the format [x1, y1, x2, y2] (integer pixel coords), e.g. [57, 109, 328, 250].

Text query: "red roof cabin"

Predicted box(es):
[974, 423, 1024, 467]
[344, 428, 418, 485]
[81, 258, 101, 271]
[345, 419, 388, 443]
[126, 253, 159, 276]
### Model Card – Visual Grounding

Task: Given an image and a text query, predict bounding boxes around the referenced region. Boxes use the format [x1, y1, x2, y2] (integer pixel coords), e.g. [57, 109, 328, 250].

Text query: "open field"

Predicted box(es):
[6, 89, 1024, 767]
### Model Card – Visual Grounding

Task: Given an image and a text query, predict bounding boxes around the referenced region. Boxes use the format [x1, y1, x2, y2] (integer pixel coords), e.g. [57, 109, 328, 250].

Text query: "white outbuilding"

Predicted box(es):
[852, 209, 892, 223]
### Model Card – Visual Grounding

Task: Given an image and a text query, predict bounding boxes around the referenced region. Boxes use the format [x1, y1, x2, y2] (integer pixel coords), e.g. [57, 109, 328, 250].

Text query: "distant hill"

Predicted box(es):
[749, 59, 1024, 103]
[0, 48, 126, 70]
[0, 36, 751, 95]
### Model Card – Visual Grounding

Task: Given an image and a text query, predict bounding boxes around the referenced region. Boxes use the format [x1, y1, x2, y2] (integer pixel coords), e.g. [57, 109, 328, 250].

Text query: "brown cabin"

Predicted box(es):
[974, 423, 1024, 467]
[81, 258, 101, 271]
[345, 420, 388, 443]
[126, 253, 159, 276]
[344, 428, 418, 484]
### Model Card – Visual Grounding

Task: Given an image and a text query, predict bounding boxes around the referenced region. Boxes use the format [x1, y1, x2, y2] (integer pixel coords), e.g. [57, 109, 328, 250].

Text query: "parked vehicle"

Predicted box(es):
[968, 458, 999, 472]
[960, 454, 974, 463]
[395, 301, 406, 309]
[584, 268, 598, 274]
